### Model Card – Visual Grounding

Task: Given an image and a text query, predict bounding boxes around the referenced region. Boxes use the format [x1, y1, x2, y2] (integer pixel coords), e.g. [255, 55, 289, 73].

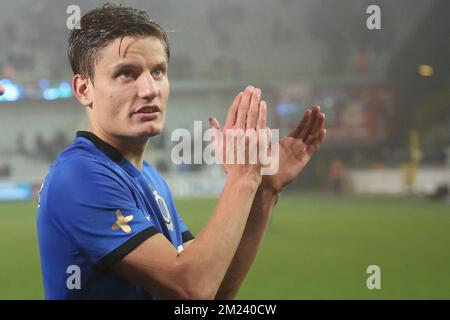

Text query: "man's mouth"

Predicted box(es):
[132, 105, 161, 121]
[134, 105, 161, 114]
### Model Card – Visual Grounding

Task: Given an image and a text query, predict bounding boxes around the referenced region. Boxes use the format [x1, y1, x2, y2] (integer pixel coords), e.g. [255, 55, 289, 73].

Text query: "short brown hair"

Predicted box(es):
[68, 2, 170, 80]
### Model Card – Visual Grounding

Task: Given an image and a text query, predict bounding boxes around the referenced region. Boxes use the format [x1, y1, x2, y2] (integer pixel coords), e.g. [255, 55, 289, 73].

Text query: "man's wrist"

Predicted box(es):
[226, 175, 261, 193]
[258, 184, 280, 205]
[252, 181, 281, 212]
[259, 183, 280, 198]
[245, 183, 280, 223]
[260, 176, 282, 196]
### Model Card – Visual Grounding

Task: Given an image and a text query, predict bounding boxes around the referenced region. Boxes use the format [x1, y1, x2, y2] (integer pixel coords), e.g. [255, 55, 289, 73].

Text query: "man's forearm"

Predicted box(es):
[179, 176, 260, 299]
[215, 184, 280, 299]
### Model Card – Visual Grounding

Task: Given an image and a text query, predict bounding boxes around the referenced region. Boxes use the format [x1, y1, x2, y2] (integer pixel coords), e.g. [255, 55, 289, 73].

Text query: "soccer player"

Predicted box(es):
[37, 3, 326, 300]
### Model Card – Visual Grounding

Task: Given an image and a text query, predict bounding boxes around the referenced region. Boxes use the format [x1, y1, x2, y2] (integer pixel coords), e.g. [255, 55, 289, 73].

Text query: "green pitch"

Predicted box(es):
[1, 193, 449, 299]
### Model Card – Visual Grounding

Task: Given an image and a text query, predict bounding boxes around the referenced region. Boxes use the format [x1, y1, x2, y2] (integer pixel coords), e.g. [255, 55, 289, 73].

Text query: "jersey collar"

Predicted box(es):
[76, 131, 124, 163]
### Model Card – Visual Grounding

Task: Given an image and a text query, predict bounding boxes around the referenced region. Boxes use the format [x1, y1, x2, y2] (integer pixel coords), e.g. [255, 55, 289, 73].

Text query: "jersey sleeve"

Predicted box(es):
[177, 214, 195, 243]
[47, 157, 161, 275]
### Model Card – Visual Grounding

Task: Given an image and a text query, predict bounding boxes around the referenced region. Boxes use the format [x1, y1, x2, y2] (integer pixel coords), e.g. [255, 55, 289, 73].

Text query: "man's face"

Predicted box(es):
[0, 82, 4, 96]
[84, 36, 169, 140]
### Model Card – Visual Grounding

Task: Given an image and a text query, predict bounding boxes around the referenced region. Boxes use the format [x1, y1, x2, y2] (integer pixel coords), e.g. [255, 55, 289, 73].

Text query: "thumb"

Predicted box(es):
[208, 117, 222, 158]
[208, 116, 221, 130]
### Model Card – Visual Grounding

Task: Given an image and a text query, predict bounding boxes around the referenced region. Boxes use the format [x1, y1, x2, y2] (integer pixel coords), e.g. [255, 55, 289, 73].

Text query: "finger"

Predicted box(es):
[267, 127, 272, 149]
[208, 116, 220, 130]
[299, 105, 320, 140]
[311, 112, 325, 136]
[300, 105, 320, 139]
[246, 88, 261, 130]
[305, 112, 325, 145]
[256, 100, 267, 130]
[209, 116, 223, 160]
[304, 123, 326, 145]
[306, 128, 326, 156]
[257, 102, 271, 166]
[290, 109, 310, 138]
[235, 85, 254, 129]
[224, 91, 243, 128]
[259, 127, 271, 167]
[208, 117, 218, 151]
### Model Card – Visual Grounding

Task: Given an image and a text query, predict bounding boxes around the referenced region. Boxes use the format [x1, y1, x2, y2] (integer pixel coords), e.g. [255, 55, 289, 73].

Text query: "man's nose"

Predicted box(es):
[137, 72, 159, 100]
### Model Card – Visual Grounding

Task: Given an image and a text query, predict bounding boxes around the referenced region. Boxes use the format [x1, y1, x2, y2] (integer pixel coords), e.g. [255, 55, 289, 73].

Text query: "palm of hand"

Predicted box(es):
[263, 106, 326, 192]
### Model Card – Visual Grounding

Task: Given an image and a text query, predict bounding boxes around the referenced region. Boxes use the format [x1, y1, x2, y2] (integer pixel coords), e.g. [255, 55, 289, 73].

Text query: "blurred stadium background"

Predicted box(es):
[0, 0, 449, 299]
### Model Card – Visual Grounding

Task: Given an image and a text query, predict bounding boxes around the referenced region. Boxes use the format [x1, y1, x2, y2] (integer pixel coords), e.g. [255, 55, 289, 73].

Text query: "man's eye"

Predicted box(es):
[152, 68, 163, 77]
[118, 70, 136, 79]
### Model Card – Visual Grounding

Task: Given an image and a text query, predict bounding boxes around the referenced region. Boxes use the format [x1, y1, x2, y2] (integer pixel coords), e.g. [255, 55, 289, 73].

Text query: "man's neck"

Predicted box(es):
[89, 127, 148, 171]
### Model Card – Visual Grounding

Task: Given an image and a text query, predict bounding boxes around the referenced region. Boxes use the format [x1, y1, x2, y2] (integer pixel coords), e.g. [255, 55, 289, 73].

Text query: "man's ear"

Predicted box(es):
[72, 75, 93, 108]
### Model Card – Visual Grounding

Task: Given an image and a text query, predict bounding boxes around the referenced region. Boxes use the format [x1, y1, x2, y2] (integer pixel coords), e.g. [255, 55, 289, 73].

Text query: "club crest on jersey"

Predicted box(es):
[153, 190, 174, 232]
